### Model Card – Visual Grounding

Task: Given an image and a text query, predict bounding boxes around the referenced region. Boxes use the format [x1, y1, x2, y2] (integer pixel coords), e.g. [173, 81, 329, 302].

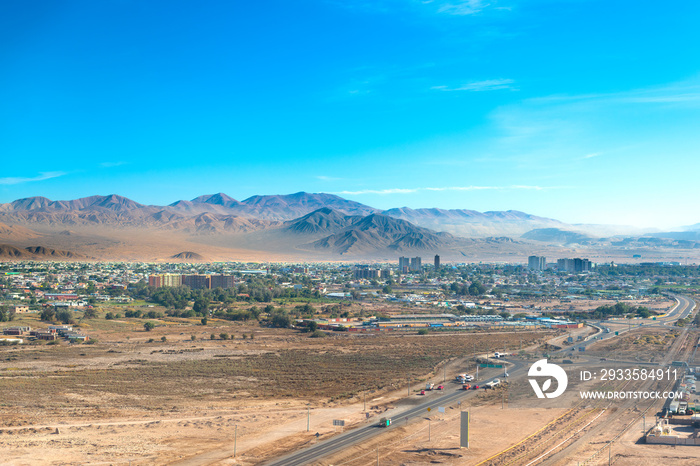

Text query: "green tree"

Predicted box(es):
[193, 297, 210, 315]
[201, 317, 208, 326]
[40, 308, 56, 322]
[56, 309, 74, 325]
[191, 335, 196, 341]
[144, 321, 155, 332]
[418, 328, 429, 335]
[219, 333, 228, 340]
[0, 305, 14, 322]
[83, 308, 98, 319]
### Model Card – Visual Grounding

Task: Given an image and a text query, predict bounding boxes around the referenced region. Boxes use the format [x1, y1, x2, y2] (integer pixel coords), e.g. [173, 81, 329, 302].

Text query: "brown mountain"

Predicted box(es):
[283, 207, 360, 235]
[171, 251, 205, 260]
[0, 222, 43, 241]
[302, 213, 461, 255]
[381, 207, 565, 237]
[0, 244, 86, 259]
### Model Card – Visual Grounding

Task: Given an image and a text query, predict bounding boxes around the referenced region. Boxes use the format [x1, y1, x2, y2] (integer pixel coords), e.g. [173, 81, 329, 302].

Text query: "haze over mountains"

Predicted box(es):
[0, 192, 698, 262]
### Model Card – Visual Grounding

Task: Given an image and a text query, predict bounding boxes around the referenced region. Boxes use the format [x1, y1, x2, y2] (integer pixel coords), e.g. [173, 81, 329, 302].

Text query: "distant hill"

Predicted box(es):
[0, 244, 87, 259]
[6, 191, 689, 260]
[283, 207, 360, 235]
[521, 228, 595, 245]
[303, 213, 460, 255]
[382, 207, 566, 237]
[0, 222, 43, 241]
[171, 251, 205, 260]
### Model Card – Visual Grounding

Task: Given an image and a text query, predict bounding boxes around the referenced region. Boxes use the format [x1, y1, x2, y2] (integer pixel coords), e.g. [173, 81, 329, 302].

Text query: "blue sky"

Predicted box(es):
[2, 0, 699, 228]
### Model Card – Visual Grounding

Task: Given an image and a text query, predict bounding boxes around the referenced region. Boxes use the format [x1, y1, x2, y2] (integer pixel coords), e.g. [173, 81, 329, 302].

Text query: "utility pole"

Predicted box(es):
[364, 392, 366, 412]
[234, 424, 237, 458]
[444, 364, 446, 383]
[307, 407, 310, 432]
[408, 378, 410, 396]
[429, 418, 431, 442]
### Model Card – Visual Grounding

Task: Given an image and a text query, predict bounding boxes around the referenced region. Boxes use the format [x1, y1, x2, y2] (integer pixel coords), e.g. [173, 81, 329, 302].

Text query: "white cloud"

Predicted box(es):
[100, 161, 127, 168]
[582, 152, 603, 159]
[432, 78, 516, 92]
[336, 188, 419, 195]
[316, 175, 342, 181]
[437, 0, 489, 16]
[336, 185, 558, 195]
[0, 171, 66, 185]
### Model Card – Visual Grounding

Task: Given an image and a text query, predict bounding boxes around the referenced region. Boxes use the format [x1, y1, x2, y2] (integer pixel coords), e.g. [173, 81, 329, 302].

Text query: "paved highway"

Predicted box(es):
[265, 295, 695, 465]
[556, 294, 696, 355]
[265, 359, 525, 466]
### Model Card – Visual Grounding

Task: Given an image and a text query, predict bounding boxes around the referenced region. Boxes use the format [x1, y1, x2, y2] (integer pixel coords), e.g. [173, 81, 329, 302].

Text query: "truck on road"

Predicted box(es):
[669, 400, 680, 414]
[485, 379, 501, 389]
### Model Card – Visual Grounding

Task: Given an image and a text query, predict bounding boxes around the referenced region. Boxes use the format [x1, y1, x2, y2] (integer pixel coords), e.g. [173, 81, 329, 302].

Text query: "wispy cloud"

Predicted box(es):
[582, 152, 603, 159]
[328, 0, 495, 16]
[432, 78, 516, 92]
[336, 185, 560, 195]
[0, 171, 66, 185]
[100, 161, 127, 168]
[527, 80, 700, 107]
[337, 188, 420, 195]
[316, 175, 342, 181]
[436, 0, 490, 16]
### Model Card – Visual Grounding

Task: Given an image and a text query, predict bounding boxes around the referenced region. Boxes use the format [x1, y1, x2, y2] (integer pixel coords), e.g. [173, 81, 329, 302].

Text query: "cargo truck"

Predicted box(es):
[669, 400, 680, 414]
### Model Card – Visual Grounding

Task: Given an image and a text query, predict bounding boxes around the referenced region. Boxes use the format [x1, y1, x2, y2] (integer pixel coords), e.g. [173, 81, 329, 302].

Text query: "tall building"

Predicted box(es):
[528, 256, 546, 271]
[557, 258, 592, 272]
[182, 274, 211, 290]
[410, 257, 422, 272]
[162, 274, 182, 287]
[354, 266, 380, 280]
[210, 274, 235, 289]
[434, 254, 440, 270]
[148, 274, 181, 288]
[148, 275, 162, 287]
[399, 256, 410, 273]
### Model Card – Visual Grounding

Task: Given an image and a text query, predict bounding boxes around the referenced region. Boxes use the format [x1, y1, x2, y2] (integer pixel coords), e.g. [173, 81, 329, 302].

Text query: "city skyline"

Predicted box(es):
[2, 1, 700, 229]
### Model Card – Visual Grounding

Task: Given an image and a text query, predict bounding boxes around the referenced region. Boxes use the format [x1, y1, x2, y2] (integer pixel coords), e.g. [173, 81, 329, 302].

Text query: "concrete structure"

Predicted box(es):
[410, 257, 422, 272]
[148, 274, 182, 287]
[399, 257, 410, 273]
[149, 274, 235, 289]
[557, 258, 592, 273]
[528, 256, 546, 271]
[434, 255, 440, 270]
[210, 274, 235, 289]
[354, 266, 380, 280]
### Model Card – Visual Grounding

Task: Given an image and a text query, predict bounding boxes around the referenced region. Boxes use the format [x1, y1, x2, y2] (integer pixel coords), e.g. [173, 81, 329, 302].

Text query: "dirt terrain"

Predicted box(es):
[0, 312, 553, 464]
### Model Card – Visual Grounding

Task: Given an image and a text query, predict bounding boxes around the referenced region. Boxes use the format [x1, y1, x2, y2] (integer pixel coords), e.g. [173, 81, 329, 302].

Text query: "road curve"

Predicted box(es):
[265, 296, 696, 465]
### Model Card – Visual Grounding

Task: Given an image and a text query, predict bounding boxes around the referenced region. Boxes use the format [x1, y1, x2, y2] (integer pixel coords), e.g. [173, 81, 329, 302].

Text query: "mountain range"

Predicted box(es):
[0, 192, 698, 262]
